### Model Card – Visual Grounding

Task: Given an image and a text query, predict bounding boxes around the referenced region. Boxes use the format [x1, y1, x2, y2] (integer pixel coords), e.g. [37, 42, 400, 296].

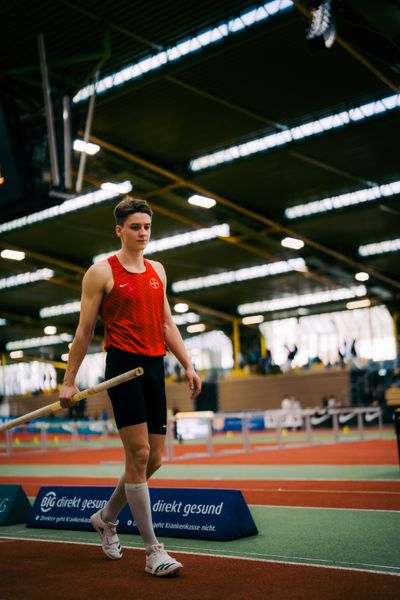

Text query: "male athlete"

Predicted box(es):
[60, 196, 202, 576]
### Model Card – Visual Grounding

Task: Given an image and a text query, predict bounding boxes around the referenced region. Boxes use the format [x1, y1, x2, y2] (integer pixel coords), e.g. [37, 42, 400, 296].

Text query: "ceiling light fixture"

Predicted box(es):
[173, 312, 200, 326]
[242, 315, 264, 325]
[6, 333, 73, 351]
[40, 301, 81, 318]
[73, 139, 100, 155]
[186, 323, 206, 334]
[285, 179, 400, 220]
[346, 298, 371, 310]
[238, 285, 367, 315]
[171, 258, 306, 293]
[0, 189, 121, 235]
[44, 326, 57, 335]
[101, 180, 132, 194]
[1, 249, 26, 261]
[0, 269, 54, 291]
[355, 272, 369, 282]
[306, 0, 336, 51]
[174, 303, 189, 313]
[10, 350, 24, 359]
[73, 1, 292, 104]
[281, 237, 304, 250]
[188, 195, 216, 209]
[358, 237, 400, 257]
[190, 94, 400, 172]
[93, 223, 230, 263]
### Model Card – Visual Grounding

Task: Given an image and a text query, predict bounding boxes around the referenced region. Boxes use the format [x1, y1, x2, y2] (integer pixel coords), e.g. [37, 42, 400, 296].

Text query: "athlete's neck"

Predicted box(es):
[117, 249, 146, 272]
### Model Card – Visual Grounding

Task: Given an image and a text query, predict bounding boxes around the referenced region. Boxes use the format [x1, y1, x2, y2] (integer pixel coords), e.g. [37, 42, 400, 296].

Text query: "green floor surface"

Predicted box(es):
[1, 505, 399, 575]
[1, 464, 399, 480]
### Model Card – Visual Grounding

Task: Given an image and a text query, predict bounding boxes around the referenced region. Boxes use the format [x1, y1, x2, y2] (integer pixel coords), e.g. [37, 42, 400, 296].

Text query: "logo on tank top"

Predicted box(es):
[150, 278, 160, 289]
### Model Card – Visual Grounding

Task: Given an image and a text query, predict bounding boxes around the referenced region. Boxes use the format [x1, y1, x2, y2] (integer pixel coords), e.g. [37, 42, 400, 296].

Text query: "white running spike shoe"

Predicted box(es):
[145, 543, 183, 577]
[90, 510, 123, 560]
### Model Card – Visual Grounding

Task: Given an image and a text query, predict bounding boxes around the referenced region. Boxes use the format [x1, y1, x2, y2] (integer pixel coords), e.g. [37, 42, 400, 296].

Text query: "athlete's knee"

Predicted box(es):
[125, 442, 150, 467]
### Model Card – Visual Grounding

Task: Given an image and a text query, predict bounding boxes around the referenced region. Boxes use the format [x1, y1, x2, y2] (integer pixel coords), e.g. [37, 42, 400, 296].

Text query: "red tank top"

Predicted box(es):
[101, 255, 166, 355]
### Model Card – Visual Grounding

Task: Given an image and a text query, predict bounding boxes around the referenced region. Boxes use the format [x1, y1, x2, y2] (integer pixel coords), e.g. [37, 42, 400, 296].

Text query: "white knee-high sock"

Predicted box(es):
[124, 482, 158, 550]
[101, 475, 127, 523]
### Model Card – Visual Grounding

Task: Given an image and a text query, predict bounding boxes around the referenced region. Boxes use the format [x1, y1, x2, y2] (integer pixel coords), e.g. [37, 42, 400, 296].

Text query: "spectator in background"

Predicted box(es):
[291, 395, 301, 411]
[171, 403, 183, 443]
[392, 367, 400, 387]
[363, 386, 373, 405]
[327, 394, 337, 408]
[374, 385, 386, 406]
[308, 355, 323, 369]
[174, 363, 182, 382]
[281, 394, 302, 430]
[285, 344, 298, 365]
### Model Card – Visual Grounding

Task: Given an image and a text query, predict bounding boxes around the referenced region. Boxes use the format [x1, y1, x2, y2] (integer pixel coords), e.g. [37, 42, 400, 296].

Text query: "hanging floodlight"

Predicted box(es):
[306, 0, 336, 51]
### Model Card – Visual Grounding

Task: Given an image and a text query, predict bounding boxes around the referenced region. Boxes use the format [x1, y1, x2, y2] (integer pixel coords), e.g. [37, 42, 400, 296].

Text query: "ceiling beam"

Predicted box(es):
[89, 133, 400, 292]
[0, 310, 103, 343]
[7, 355, 68, 370]
[170, 295, 235, 322]
[59, 0, 162, 50]
[166, 76, 287, 130]
[82, 167, 343, 290]
[288, 151, 378, 187]
[167, 76, 381, 189]
[0, 241, 85, 276]
[2, 52, 107, 77]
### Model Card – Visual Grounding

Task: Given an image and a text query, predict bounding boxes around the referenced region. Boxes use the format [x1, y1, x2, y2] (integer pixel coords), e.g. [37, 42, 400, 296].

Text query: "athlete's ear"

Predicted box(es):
[115, 224, 122, 238]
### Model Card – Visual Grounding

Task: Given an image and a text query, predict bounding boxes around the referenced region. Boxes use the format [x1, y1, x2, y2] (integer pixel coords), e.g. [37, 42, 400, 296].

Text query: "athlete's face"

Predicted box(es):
[116, 212, 152, 250]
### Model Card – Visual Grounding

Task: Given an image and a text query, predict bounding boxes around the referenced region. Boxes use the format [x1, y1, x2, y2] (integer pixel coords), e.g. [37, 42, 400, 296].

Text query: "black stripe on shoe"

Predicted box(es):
[155, 562, 176, 573]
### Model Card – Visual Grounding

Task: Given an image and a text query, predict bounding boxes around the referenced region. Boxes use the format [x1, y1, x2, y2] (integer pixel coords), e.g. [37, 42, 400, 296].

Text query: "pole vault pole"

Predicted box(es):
[0, 367, 144, 432]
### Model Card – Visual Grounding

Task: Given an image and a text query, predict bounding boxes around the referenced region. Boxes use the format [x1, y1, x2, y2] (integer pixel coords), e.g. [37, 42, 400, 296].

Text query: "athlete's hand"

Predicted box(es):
[186, 366, 202, 400]
[59, 383, 80, 408]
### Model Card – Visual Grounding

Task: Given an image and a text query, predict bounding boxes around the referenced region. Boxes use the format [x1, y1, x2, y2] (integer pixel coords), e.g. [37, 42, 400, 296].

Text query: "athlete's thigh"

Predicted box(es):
[143, 357, 167, 435]
[105, 348, 147, 429]
[119, 422, 149, 452]
[148, 433, 166, 457]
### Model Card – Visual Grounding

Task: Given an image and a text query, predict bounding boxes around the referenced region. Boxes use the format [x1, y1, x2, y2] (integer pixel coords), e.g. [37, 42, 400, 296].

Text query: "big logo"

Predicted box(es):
[40, 491, 57, 513]
[0, 498, 9, 513]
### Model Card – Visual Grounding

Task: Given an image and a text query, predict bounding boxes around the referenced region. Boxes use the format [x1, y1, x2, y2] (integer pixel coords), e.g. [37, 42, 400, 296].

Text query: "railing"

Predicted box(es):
[1, 419, 114, 455]
[0, 407, 383, 456]
[163, 406, 384, 460]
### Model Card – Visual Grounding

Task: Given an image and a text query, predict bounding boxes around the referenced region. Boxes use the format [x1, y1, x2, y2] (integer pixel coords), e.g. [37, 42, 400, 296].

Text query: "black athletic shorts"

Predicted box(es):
[105, 347, 167, 434]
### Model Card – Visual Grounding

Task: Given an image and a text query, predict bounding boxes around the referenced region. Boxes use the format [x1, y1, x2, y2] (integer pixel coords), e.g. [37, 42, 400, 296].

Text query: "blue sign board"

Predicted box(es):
[27, 486, 258, 541]
[0, 485, 31, 525]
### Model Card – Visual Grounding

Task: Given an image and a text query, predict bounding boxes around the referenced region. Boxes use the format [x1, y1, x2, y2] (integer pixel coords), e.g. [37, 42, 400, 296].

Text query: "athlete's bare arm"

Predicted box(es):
[60, 261, 112, 407]
[151, 260, 202, 400]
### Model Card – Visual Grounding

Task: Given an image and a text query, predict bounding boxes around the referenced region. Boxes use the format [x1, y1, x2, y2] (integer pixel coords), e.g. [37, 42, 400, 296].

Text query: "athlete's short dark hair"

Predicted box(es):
[114, 196, 153, 226]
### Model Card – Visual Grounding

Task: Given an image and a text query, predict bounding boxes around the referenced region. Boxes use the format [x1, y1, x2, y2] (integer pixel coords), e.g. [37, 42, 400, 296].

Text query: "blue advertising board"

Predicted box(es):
[0, 485, 32, 525]
[27, 486, 258, 541]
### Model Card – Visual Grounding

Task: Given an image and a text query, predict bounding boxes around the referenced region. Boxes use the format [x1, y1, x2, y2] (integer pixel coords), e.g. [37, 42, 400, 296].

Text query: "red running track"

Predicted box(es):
[1, 438, 398, 510]
[0, 439, 397, 465]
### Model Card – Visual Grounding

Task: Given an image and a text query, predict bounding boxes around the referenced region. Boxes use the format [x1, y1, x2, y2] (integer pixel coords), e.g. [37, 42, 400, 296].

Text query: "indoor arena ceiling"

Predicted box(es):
[0, 0, 399, 362]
